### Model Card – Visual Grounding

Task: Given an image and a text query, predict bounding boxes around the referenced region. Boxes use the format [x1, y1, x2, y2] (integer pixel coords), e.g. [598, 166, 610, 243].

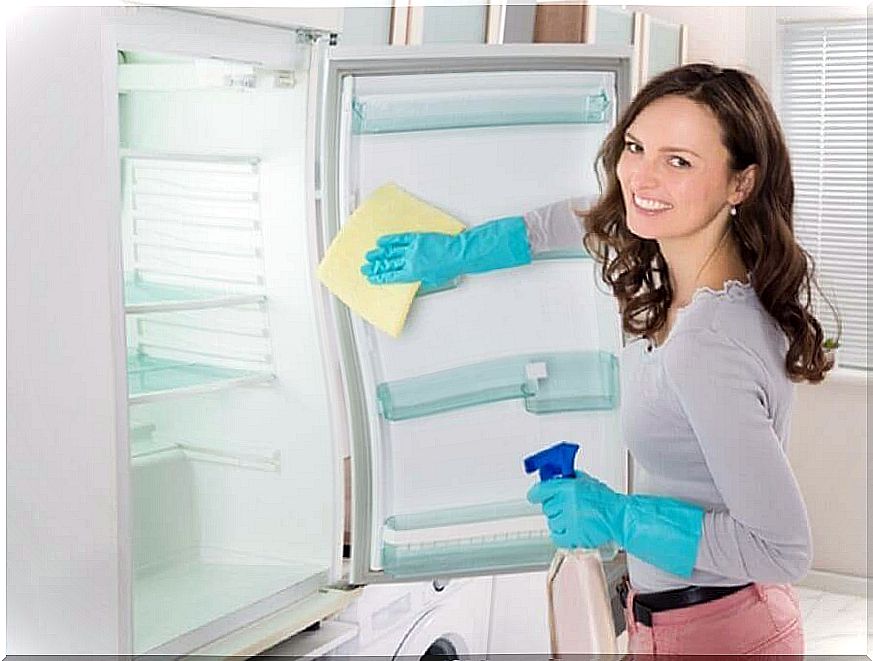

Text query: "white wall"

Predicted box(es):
[788, 372, 868, 578]
[130, 4, 343, 32]
[627, 4, 748, 68]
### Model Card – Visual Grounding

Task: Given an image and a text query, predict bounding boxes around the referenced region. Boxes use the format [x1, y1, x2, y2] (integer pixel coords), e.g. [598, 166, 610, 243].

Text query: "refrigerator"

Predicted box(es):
[10, 6, 634, 657]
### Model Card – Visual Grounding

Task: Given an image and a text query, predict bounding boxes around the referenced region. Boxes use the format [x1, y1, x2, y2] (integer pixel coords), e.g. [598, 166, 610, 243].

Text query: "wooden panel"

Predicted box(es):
[533, 3, 587, 43]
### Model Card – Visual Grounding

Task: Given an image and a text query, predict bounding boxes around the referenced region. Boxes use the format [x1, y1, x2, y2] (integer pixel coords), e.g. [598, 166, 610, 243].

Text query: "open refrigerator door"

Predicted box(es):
[312, 45, 634, 587]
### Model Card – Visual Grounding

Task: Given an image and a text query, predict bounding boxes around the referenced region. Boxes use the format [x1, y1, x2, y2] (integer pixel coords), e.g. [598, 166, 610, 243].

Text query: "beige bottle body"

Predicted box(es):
[547, 548, 617, 655]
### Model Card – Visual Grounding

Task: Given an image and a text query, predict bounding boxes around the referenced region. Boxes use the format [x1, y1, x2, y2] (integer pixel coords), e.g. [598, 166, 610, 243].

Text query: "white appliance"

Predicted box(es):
[270, 576, 494, 658]
[7, 7, 633, 657]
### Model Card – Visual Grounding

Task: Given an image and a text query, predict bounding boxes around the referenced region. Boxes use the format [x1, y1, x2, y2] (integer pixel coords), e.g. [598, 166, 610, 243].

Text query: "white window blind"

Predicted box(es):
[779, 20, 868, 370]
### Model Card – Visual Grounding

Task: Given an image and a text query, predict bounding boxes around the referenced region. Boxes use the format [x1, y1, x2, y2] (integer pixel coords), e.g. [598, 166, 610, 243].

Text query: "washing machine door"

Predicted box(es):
[393, 606, 468, 661]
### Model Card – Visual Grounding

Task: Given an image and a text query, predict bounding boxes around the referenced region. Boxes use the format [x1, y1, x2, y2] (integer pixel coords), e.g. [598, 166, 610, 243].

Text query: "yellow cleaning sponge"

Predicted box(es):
[316, 183, 466, 338]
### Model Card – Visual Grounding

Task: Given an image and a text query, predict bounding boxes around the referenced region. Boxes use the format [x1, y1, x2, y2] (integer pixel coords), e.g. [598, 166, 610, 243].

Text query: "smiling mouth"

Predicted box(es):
[632, 193, 673, 212]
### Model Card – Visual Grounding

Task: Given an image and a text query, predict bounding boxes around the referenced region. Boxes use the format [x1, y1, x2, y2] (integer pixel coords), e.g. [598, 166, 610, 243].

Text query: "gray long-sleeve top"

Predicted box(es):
[521, 199, 812, 593]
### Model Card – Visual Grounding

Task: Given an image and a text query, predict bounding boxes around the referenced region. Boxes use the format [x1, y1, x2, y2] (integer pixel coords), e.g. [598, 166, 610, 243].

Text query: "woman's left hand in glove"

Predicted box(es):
[527, 469, 705, 578]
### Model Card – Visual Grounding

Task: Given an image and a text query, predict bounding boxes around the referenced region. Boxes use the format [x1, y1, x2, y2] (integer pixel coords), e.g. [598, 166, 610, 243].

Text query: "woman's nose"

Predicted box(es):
[628, 159, 659, 189]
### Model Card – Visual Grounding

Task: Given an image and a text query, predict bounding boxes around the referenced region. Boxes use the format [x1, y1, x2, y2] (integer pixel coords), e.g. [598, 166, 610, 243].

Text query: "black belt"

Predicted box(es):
[617, 577, 752, 627]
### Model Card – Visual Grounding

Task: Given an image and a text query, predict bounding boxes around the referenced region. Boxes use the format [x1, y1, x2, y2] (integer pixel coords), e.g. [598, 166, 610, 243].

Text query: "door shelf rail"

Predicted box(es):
[376, 350, 619, 421]
[380, 499, 618, 578]
[127, 353, 274, 404]
[352, 87, 611, 134]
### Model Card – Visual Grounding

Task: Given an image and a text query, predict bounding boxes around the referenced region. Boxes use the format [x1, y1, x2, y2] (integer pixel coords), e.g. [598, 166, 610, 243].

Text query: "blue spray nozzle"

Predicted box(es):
[523, 441, 579, 481]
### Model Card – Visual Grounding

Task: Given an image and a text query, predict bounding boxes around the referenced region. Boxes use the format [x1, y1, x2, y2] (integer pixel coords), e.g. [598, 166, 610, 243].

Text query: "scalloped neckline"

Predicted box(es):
[646, 275, 753, 353]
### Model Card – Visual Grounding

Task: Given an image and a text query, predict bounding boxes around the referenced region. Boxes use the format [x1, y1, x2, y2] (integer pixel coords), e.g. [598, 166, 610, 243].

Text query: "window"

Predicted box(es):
[779, 19, 867, 369]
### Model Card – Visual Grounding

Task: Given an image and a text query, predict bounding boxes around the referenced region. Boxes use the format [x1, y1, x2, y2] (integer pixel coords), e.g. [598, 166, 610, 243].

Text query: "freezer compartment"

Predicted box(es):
[352, 87, 610, 134]
[376, 350, 619, 420]
[380, 500, 617, 578]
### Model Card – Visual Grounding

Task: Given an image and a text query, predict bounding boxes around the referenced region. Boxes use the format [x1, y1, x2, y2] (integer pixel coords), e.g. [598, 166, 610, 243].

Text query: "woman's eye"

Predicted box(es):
[623, 140, 689, 167]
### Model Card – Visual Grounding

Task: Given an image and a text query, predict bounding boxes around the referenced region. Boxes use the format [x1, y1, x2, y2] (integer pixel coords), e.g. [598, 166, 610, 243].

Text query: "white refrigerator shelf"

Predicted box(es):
[134, 556, 328, 654]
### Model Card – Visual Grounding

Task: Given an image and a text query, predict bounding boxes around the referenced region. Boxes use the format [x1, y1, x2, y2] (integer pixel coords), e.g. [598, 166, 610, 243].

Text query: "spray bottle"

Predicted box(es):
[524, 441, 617, 656]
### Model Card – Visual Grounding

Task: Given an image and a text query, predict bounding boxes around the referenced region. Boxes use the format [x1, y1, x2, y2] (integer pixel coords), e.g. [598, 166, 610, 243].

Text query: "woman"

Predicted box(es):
[362, 63, 832, 654]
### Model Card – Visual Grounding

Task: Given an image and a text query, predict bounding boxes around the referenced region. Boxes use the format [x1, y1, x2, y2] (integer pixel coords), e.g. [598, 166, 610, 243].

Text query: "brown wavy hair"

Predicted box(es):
[581, 63, 835, 383]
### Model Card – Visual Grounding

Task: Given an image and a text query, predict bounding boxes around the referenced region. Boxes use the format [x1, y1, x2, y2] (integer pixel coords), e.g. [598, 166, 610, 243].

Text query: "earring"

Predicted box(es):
[730, 205, 738, 217]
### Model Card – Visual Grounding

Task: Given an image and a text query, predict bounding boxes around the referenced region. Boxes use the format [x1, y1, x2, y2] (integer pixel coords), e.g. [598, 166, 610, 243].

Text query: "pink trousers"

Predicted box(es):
[624, 583, 804, 655]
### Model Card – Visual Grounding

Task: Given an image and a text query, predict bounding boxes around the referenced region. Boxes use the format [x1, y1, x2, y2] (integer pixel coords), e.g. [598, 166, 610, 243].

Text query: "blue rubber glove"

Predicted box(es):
[527, 469, 705, 578]
[361, 216, 532, 288]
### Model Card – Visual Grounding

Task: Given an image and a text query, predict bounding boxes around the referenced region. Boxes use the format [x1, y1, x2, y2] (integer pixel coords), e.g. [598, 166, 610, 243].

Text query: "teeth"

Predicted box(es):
[634, 194, 672, 211]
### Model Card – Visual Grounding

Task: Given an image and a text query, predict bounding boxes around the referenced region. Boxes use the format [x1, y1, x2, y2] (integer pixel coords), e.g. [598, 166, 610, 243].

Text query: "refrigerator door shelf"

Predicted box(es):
[382, 531, 554, 579]
[376, 350, 619, 421]
[381, 500, 620, 579]
[352, 87, 611, 134]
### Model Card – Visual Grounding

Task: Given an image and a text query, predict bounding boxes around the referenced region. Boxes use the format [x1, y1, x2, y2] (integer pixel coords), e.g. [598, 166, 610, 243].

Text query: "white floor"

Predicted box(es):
[796, 586, 870, 656]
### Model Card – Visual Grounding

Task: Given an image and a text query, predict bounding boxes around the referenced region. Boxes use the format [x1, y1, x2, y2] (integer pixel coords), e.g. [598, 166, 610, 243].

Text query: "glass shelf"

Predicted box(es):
[377, 350, 618, 421]
[381, 500, 618, 579]
[124, 277, 265, 314]
[127, 353, 273, 404]
[352, 88, 611, 135]
[134, 557, 327, 654]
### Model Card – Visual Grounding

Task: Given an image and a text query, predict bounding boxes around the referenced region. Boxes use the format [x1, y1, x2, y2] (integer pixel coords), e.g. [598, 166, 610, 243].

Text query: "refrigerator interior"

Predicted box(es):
[117, 50, 338, 653]
[339, 68, 625, 578]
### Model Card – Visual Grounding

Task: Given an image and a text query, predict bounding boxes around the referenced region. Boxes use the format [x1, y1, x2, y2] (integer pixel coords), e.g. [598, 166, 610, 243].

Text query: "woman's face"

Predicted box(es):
[616, 95, 738, 241]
